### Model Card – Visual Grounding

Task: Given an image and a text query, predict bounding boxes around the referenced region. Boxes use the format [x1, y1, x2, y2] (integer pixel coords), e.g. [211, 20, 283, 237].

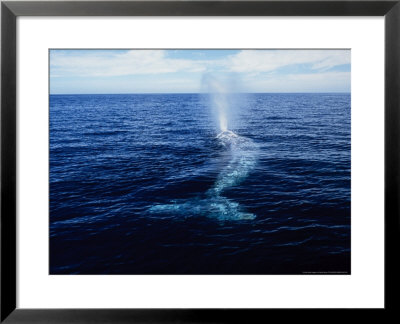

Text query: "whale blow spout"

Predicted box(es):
[214, 95, 228, 132]
[202, 74, 234, 133]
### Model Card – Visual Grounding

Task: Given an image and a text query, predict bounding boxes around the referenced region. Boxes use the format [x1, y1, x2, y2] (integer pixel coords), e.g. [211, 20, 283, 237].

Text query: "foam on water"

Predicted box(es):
[212, 131, 257, 194]
[149, 130, 258, 221]
[149, 195, 255, 221]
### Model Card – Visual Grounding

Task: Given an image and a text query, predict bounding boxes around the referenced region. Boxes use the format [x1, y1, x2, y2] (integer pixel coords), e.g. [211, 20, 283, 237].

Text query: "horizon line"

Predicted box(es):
[50, 91, 351, 95]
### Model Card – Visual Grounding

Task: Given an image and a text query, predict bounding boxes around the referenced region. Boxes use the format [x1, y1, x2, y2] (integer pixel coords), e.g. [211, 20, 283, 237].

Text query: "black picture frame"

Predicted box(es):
[1, 0, 399, 322]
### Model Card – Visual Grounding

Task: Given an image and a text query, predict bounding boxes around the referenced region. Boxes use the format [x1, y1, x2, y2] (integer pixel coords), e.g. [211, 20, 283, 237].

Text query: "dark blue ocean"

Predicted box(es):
[50, 93, 350, 274]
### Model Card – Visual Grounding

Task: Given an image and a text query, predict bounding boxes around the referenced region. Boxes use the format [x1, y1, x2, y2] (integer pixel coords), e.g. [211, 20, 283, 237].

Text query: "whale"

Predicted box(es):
[149, 130, 258, 221]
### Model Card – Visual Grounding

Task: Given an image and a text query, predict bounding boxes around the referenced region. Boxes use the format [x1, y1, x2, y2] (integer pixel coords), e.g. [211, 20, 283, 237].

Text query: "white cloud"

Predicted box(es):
[224, 50, 350, 73]
[50, 50, 208, 77]
[50, 49, 350, 78]
[50, 50, 350, 93]
[241, 71, 350, 92]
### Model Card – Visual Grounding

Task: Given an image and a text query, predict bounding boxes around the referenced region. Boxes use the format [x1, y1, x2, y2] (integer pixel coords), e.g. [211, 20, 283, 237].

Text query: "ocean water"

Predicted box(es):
[50, 93, 350, 274]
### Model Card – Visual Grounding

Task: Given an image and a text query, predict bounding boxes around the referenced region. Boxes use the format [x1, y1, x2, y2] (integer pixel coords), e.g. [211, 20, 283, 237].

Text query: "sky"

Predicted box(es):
[50, 49, 350, 94]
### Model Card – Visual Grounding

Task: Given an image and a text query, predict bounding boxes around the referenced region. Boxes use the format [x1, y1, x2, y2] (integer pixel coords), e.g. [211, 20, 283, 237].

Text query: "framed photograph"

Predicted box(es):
[1, 0, 399, 322]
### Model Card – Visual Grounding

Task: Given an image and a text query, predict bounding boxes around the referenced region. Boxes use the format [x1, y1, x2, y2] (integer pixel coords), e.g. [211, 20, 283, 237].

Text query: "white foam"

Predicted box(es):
[149, 130, 258, 221]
